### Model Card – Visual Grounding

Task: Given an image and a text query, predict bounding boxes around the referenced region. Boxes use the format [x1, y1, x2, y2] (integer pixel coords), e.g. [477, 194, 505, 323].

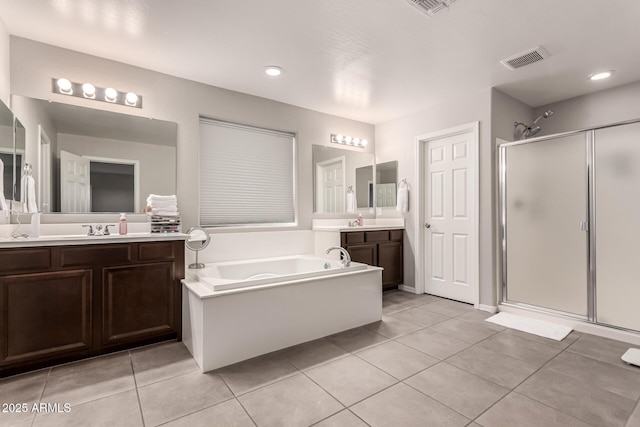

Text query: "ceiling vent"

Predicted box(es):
[404, 0, 457, 17]
[500, 46, 550, 70]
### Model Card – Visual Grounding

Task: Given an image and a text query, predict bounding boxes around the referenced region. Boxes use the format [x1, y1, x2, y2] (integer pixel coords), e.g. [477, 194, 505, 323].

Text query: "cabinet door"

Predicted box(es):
[378, 241, 403, 289]
[345, 244, 377, 266]
[102, 262, 177, 346]
[0, 270, 92, 366]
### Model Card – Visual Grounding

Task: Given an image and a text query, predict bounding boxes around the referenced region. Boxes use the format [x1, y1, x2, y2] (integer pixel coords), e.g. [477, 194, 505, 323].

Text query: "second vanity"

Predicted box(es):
[0, 232, 186, 377]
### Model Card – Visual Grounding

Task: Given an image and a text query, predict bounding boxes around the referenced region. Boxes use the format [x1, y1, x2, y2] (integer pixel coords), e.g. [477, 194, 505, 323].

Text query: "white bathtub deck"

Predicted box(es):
[182, 266, 382, 372]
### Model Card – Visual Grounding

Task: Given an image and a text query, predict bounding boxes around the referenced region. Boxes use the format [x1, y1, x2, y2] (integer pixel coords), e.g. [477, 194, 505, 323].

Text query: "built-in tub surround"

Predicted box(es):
[182, 256, 382, 372]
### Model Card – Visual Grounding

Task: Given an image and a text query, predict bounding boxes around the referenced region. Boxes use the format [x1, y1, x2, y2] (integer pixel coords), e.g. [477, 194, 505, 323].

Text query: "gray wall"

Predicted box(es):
[535, 80, 640, 136]
[10, 37, 375, 230]
[375, 89, 493, 306]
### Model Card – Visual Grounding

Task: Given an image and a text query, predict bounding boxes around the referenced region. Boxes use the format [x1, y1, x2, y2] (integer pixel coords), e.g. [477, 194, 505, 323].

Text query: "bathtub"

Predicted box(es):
[196, 255, 368, 292]
[182, 255, 382, 372]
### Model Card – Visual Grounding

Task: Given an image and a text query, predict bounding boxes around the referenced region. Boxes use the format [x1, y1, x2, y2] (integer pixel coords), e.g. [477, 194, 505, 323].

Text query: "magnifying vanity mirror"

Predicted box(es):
[11, 95, 177, 214]
[185, 226, 211, 269]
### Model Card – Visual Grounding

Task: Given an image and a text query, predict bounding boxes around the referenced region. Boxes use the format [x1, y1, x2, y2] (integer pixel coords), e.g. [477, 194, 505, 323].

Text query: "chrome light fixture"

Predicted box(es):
[331, 133, 368, 148]
[52, 78, 142, 108]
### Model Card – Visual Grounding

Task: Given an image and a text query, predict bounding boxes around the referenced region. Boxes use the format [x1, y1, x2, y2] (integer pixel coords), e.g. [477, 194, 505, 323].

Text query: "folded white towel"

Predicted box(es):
[346, 191, 355, 213]
[396, 182, 409, 213]
[147, 194, 177, 202]
[0, 158, 7, 211]
[21, 175, 38, 213]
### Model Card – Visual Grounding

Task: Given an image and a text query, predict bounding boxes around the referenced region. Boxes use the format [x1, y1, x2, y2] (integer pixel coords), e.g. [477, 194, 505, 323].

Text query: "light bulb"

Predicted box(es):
[57, 78, 73, 95]
[104, 87, 118, 102]
[353, 138, 361, 146]
[344, 136, 352, 144]
[82, 83, 95, 98]
[334, 134, 343, 143]
[361, 139, 368, 147]
[125, 92, 138, 106]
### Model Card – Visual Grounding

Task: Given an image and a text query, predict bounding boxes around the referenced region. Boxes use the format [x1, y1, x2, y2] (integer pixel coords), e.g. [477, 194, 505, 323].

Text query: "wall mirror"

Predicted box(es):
[13, 96, 177, 213]
[376, 160, 398, 208]
[13, 117, 26, 205]
[0, 99, 13, 207]
[312, 144, 374, 214]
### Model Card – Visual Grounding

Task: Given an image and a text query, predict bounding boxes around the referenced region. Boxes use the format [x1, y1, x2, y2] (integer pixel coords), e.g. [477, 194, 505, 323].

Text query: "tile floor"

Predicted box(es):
[2, 291, 640, 426]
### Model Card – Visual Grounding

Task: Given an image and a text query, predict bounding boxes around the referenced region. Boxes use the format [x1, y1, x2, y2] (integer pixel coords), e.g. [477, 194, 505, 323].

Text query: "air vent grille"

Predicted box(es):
[405, 0, 457, 16]
[500, 46, 550, 70]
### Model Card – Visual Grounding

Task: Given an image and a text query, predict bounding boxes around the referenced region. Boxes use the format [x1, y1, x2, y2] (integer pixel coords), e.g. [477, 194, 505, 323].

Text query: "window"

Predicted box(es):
[199, 118, 297, 227]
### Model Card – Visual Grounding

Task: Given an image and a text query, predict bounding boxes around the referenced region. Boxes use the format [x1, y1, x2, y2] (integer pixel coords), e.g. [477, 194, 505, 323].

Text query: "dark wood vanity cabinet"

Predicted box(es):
[341, 229, 403, 290]
[0, 240, 184, 377]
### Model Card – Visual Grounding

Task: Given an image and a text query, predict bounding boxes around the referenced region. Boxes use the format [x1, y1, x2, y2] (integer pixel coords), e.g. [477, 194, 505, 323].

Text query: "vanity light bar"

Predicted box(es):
[52, 78, 142, 108]
[330, 133, 368, 148]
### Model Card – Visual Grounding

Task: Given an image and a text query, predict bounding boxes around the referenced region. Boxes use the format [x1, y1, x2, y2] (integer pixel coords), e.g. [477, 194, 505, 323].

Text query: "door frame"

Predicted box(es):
[415, 121, 480, 307]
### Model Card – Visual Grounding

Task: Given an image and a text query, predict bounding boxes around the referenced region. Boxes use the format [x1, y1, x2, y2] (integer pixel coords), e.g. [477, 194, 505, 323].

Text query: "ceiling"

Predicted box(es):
[1, 0, 639, 124]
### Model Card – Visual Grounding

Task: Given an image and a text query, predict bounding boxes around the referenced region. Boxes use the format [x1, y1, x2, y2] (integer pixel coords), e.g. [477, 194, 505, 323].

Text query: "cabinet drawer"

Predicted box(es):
[343, 232, 365, 245]
[365, 231, 390, 243]
[0, 248, 51, 274]
[390, 230, 403, 241]
[138, 242, 177, 261]
[60, 244, 132, 267]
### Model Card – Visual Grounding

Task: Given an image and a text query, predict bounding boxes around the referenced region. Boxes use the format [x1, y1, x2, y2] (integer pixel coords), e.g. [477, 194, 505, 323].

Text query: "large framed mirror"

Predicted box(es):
[312, 144, 374, 214]
[0, 99, 13, 209]
[12, 96, 177, 213]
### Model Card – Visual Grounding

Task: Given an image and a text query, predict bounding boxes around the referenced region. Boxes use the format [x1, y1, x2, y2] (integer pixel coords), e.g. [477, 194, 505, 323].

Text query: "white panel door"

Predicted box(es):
[424, 132, 476, 303]
[60, 150, 90, 213]
[316, 158, 344, 213]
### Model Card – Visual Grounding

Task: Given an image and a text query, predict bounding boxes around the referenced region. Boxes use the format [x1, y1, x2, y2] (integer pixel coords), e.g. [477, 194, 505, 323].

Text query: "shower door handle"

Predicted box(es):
[580, 221, 589, 232]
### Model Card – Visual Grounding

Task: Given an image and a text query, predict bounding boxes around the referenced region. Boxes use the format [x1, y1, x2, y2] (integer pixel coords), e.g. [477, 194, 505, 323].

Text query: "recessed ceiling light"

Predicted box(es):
[588, 70, 614, 81]
[265, 66, 282, 77]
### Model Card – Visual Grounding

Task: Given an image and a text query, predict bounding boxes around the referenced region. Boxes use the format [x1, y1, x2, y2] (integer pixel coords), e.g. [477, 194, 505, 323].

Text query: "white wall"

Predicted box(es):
[535, 80, 640, 136]
[10, 37, 375, 230]
[0, 18, 9, 105]
[375, 89, 493, 306]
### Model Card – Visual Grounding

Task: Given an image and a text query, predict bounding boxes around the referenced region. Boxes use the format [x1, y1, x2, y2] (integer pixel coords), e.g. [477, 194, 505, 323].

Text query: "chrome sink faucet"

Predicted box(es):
[326, 246, 351, 267]
[348, 219, 359, 227]
[81, 225, 94, 236]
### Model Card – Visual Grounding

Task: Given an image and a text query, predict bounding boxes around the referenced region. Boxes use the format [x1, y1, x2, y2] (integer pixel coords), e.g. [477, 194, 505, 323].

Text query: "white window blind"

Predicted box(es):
[199, 118, 296, 226]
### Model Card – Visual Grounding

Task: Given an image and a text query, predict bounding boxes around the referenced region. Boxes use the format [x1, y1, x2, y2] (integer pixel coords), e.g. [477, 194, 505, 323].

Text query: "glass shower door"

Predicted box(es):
[595, 122, 640, 331]
[503, 133, 589, 316]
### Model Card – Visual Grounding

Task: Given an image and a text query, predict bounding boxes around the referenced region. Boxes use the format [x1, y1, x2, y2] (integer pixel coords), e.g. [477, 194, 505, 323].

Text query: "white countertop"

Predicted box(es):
[313, 225, 405, 232]
[0, 232, 188, 248]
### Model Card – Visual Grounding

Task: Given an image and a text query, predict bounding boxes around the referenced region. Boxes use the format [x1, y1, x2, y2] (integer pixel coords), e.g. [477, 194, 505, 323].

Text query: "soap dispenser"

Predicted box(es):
[119, 213, 128, 235]
[357, 213, 363, 227]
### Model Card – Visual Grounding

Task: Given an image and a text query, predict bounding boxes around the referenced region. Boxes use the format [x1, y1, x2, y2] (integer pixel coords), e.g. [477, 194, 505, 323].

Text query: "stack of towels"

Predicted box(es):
[146, 194, 179, 216]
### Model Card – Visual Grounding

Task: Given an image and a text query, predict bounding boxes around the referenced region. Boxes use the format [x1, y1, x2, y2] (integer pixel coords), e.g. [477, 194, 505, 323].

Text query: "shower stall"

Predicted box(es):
[499, 119, 640, 332]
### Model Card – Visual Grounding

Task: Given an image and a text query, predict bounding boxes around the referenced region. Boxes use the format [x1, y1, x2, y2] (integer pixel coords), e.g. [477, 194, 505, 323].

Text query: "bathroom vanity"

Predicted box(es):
[0, 235, 185, 377]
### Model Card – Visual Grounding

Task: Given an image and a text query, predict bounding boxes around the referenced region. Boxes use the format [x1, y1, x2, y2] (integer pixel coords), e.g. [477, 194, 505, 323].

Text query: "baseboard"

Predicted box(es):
[398, 285, 417, 294]
[478, 304, 498, 313]
[499, 304, 640, 346]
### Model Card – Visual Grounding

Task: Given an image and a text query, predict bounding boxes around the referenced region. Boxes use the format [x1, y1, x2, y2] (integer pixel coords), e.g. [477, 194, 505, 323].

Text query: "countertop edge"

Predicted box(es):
[0, 233, 188, 248]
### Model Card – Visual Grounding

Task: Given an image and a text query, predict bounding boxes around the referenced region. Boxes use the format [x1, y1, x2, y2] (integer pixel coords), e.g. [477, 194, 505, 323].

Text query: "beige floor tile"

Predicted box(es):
[568, 334, 639, 372]
[42, 353, 135, 407]
[33, 389, 142, 427]
[396, 329, 472, 360]
[278, 338, 349, 371]
[325, 327, 388, 353]
[131, 342, 199, 387]
[162, 399, 254, 427]
[405, 362, 509, 419]
[516, 369, 635, 427]
[416, 299, 473, 317]
[476, 392, 592, 427]
[215, 352, 298, 396]
[138, 371, 232, 426]
[546, 351, 640, 400]
[388, 306, 449, 327]
[239, 373, 342, 427]
[447, 345, 538, 389]
[313, 410, 368, 426]
[362, 315, 422, 338]
[351, 382, 469, 427]
[306, 355, 397, 406]
[503, 328, 581, 350]
[474, 332, 563, 367]
[626, 400, 640, 427]
[428, 318, 501, 344]
[356, 341, 438, 380]
[0, 370, 48, 427]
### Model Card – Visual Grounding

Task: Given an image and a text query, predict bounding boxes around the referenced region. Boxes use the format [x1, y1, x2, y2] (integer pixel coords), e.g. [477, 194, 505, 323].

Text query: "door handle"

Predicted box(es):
[424, 222, 431, 229]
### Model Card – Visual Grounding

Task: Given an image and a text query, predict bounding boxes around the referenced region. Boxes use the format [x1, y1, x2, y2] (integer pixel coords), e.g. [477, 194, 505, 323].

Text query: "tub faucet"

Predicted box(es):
[326, 246, 351, 267]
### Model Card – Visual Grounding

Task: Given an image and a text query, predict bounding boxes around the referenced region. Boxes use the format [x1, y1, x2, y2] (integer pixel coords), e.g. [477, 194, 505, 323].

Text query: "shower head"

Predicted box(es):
[513, 109, 555, 140]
